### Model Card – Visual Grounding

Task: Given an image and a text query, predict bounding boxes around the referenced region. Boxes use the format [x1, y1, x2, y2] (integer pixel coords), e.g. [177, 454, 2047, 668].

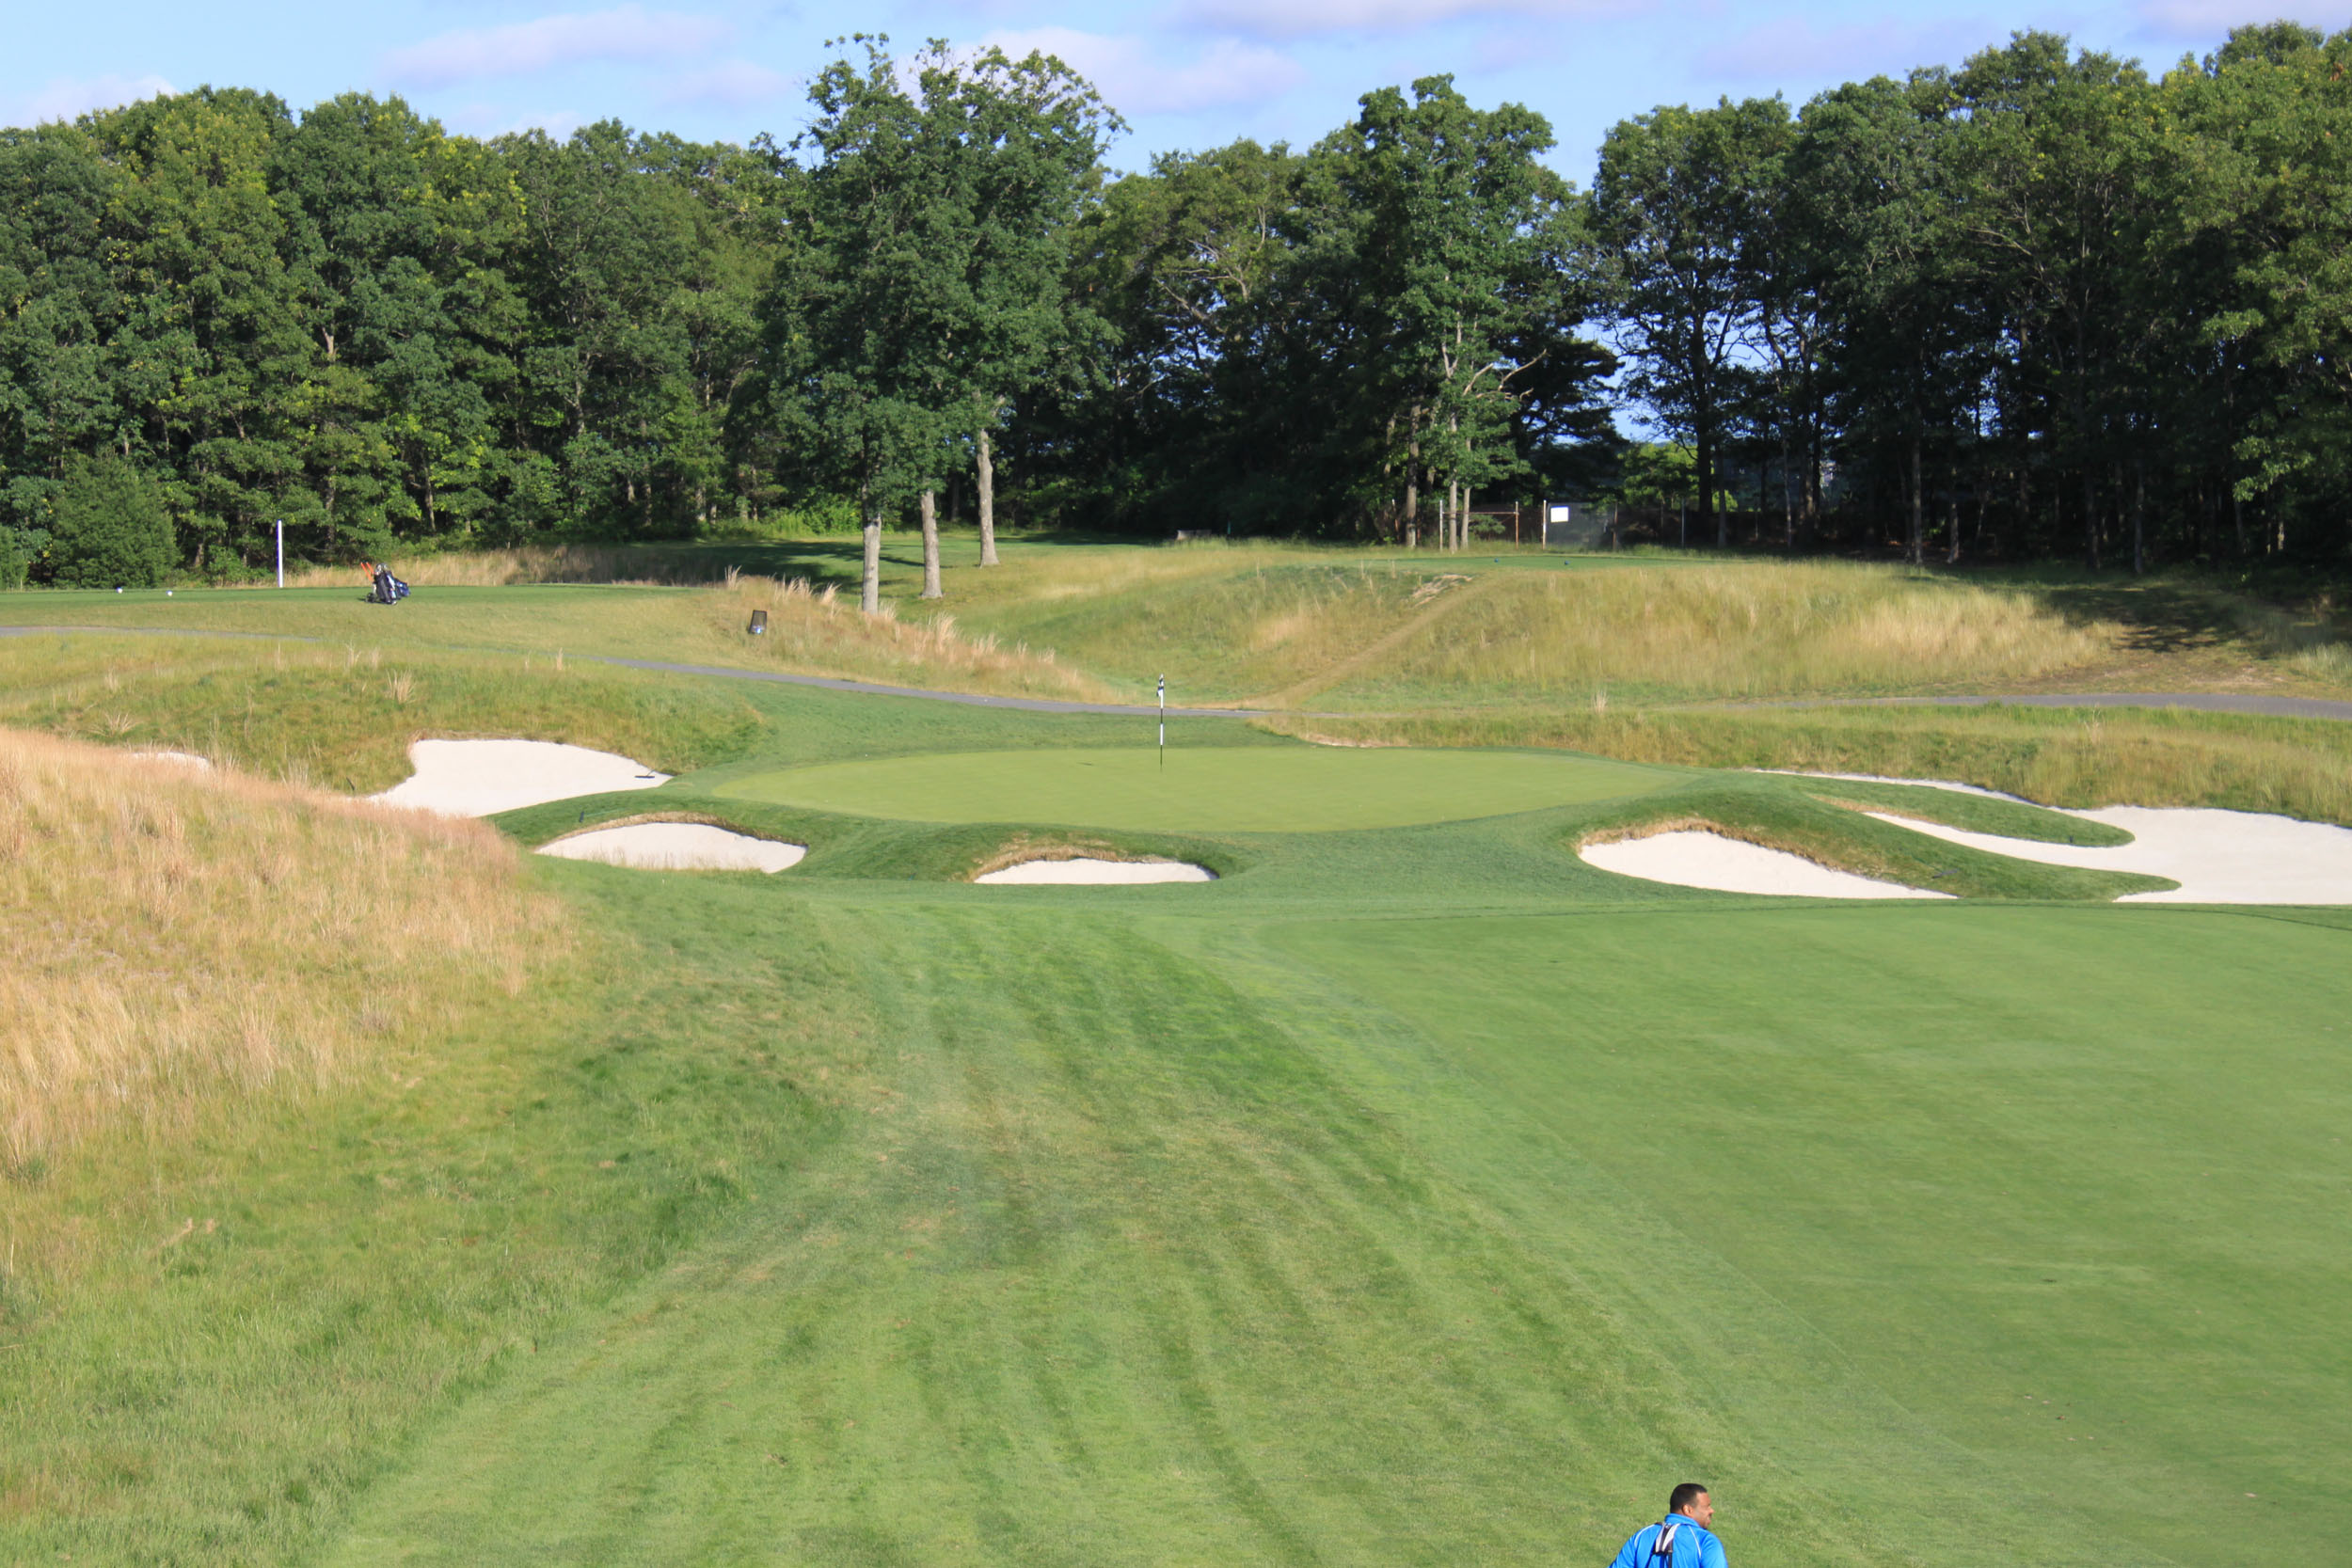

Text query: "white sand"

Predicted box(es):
[1768, 770, 2352, 903]
[1864, 807, 2352, 904]
[537, 822, 804, 873]
[975, 858, 1216, 885]
[1580, 830, 1952, 899]
[131, 750, 213, 768]
[371, 739, 669, 817]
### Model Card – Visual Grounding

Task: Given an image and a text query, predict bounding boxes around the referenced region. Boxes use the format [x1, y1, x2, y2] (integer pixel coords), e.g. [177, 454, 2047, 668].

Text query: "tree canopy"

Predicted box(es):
[8, 24, 2352, 581]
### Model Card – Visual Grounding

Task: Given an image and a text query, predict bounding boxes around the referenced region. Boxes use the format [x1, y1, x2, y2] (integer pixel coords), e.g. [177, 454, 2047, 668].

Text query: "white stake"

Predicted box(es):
[1157, 674, 1166, 771]
[275, 519, 284, 587]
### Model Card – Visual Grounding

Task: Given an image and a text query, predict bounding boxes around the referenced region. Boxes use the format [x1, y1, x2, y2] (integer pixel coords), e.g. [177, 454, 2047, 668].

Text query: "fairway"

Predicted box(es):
[714, 743, 1674, 831]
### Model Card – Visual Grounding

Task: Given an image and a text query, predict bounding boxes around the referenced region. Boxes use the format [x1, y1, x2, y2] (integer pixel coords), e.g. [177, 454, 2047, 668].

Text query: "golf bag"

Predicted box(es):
[367, 564, 409, 605]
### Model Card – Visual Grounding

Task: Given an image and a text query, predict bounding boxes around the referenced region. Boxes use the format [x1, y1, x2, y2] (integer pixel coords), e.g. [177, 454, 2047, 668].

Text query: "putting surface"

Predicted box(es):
[713, 743, 1672, 831]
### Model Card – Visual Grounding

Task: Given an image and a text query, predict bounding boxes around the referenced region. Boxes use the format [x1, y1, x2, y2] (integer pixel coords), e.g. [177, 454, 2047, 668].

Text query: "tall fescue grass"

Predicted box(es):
[0, 728, 564, 1168]
[955, 557, 1437, 700]
[954, 557, 2122, 705]
[710, 573, 1116, 701]
[269, 545, 726, 589]
[1269, 702, 2352, 825]
[0, 635, 764, 791]
[1317, 562, 2113, 704]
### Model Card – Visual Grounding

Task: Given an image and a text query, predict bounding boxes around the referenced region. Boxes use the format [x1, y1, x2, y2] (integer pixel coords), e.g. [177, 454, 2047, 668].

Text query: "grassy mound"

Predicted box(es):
[1273, 702, 2352, 828]
[0, 634, 765, 792]
[0, 728, 560, 1166]
[0, 732, 851, 1565]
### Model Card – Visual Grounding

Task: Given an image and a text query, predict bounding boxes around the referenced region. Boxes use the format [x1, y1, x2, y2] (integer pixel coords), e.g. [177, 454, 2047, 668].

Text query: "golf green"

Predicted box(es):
[712, 743, 1673, 831]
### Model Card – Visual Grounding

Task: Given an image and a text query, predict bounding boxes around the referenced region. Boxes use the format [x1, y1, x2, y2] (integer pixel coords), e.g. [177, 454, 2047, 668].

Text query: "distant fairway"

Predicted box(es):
[715, 743, 1674, 831]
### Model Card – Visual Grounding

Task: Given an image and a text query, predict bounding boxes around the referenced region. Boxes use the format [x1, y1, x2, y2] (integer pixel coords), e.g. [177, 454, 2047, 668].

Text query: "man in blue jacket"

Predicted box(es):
[1609, 1482, 1726, 1568]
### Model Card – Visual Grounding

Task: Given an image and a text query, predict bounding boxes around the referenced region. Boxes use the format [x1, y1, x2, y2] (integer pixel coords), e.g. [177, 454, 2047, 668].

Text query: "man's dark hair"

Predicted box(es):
[1669, 1482, 1708, 1514]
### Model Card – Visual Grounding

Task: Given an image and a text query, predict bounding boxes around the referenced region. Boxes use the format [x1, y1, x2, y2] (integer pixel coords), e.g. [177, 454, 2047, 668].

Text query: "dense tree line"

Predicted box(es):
[1590, 22, 2352, 570]
[8, 24, 2352, 587]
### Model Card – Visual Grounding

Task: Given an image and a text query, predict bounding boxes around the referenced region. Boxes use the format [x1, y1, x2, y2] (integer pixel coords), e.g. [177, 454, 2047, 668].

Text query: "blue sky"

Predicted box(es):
[1, 0, 2338, 182]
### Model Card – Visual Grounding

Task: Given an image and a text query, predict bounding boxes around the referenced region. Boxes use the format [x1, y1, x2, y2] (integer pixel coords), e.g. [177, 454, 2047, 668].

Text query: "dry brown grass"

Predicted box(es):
[709, 573, 1116, 701]
[267, 546, 720, 589]
[1302, 562, 2114, 705]
[0, 728, 565, 1166]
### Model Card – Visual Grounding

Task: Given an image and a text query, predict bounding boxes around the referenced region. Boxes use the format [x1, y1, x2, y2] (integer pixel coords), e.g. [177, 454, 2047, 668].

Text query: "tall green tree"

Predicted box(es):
[1592, 96, 1791, 542]
[1948, 34, 2162, 568]
[1320, 76, 1575, 551]
[763, 41, 964, 612]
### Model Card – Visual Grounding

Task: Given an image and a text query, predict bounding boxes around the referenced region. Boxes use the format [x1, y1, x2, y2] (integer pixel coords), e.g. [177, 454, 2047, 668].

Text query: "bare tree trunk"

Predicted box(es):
[977, 428, 999, 567]
[2082, 468, 2102, 571]
[1944, 457, 1961, 566]
[861, 495, 882, 615]
[1406, 409, 1422, 549]
[1780, 435, 1796, 548]
[919, 488, 942, 599]
[2131, 459, 2146, 576]
[2232, 482, 2247, 557]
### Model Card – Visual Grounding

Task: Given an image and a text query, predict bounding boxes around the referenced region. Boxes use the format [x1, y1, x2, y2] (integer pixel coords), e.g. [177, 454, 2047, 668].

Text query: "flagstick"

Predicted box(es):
[1157, 674, 1166, 771]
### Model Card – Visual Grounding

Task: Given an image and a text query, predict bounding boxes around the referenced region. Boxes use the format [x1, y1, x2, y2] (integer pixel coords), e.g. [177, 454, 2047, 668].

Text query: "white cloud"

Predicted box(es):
[383, 6, 730, 89]
[660, 60, 797, 108]
[13, 72, 174, 125]
[1176, 0, 1643, 42]
[443, 102, 591, 139]
[1695, 17, 1990, 82]
[982, 26, 1305, 115]
[2135, 0, 2340, 40]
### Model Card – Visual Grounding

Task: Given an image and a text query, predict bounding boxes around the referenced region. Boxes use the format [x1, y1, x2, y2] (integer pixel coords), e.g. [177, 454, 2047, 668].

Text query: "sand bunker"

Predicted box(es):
[975, 858, 1216, 885]
[372, 739, 669, 817]
[1774, 771, 2352, 903]
[1867, 806, 2352, 904]
[1581, 831, 1951, 899]
[537, 822, 804, 873]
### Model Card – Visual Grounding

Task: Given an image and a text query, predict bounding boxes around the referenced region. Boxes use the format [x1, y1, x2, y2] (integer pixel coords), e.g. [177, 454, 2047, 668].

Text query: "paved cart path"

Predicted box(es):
[1725, 690, 2352, 722]
[0, 626, 1274, 718]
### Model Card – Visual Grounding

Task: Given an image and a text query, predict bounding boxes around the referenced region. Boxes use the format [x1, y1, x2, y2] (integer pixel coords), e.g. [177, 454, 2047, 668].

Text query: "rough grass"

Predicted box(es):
[1326, 563, 2112, 705]
[1267, 702, 2352, 826]
[0, 727, 562, 1168]
[929, 557, 2118, 706]
[709, 572, 1115, 702]
[23, 546, 2352, 708]
[0, 635, 766, 792]
[267, 545, 729, 589]
[0, 863, 852, 1566]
